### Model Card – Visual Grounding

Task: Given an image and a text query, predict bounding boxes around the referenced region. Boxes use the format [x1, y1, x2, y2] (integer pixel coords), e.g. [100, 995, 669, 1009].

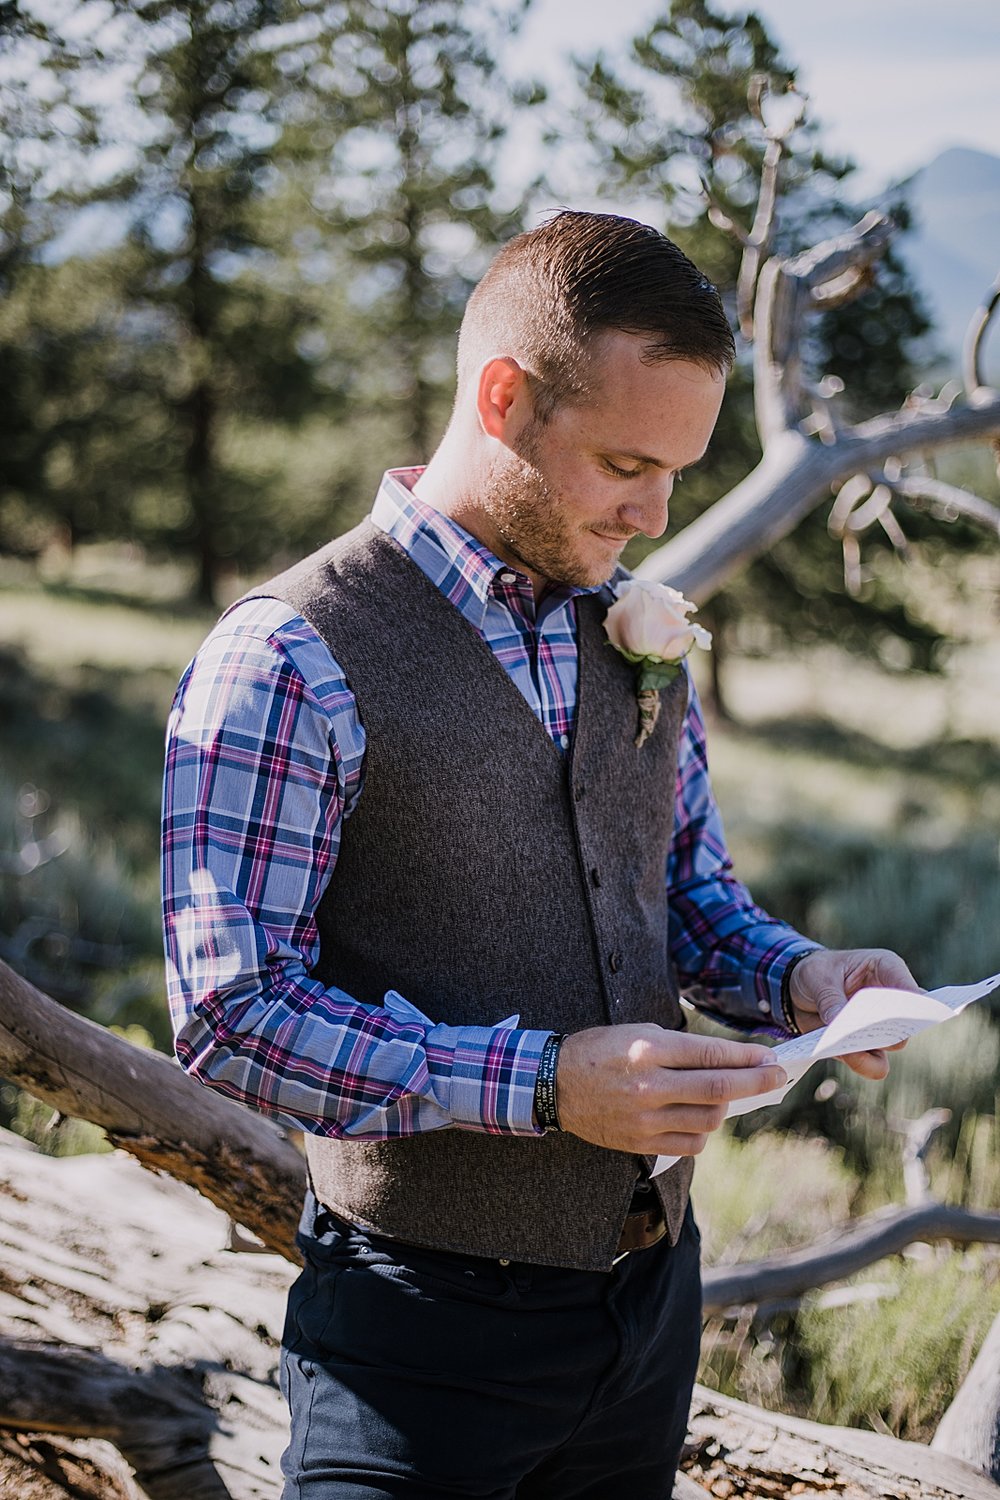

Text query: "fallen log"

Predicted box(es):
[0, 1134, 294, 1499]
[0, 955, 305, 1262]
[2, 1137, 998, 1500]
[684, 1385, 1000, 1499]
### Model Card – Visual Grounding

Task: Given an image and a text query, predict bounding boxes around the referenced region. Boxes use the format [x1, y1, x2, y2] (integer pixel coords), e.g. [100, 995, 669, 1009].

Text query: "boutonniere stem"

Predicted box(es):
[603, 580, 712, 748]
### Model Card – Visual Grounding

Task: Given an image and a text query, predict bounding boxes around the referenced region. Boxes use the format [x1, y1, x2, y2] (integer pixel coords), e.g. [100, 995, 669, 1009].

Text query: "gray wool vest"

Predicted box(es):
[248, 519, 694, 1272]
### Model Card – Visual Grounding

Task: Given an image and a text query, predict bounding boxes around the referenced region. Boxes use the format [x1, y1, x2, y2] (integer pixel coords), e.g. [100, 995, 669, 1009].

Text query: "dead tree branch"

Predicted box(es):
[0, 955, 305, 1263]
[963, 272, 1000, 396]
[0, 1137, 293, 1500]
[890, 473, 1000, 537]
[637, 186, 1000, 600]
[702, 1201, 1000, 1314]
[686, 1386, 1000, 1500]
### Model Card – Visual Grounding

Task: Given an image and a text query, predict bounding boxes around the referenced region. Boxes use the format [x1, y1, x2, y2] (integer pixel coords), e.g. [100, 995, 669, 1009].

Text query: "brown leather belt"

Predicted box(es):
[614, 1201, 666, 1260]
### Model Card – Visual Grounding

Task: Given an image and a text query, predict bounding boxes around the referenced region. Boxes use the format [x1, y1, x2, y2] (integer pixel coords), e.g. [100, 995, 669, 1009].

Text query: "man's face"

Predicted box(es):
[481, 332, 725, 592]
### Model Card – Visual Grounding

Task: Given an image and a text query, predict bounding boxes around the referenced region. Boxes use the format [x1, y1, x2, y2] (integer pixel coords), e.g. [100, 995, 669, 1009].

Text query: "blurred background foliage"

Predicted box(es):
[1, 0, 999, 1441]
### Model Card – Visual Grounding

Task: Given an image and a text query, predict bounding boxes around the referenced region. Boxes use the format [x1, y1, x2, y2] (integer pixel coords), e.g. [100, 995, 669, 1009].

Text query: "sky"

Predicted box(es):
[515, 0, 1000, 197]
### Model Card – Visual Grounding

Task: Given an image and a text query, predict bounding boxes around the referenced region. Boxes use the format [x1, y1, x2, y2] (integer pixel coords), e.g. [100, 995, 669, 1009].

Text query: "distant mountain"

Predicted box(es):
[893, 146, 1000, 384]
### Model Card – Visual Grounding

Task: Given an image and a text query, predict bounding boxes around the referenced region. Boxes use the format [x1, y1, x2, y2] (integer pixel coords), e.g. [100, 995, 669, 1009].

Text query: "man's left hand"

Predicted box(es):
[788, 948, 922, 1080]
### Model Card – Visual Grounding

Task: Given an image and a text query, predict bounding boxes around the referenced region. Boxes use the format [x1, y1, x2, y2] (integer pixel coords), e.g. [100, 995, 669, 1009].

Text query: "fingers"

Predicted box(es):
[662, 1061, 787, 1105]
[639, 1029, 776, 1072]
[840, 1047, 890, 1080]
[865, 951, 922, 994]
[555, 1025, 789, 1156]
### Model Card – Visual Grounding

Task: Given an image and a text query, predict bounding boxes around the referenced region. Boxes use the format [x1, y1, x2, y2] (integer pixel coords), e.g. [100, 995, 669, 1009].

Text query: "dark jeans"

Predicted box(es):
[280, 1192, 702, 1500]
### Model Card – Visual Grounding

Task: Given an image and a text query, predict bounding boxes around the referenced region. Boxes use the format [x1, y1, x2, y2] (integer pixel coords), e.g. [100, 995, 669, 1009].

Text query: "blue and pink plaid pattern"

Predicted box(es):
[162, 469, 817, 1142]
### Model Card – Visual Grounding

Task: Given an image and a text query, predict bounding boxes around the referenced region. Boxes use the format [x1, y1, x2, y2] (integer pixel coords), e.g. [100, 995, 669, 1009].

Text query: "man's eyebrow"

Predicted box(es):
[605, 448, 710, 469]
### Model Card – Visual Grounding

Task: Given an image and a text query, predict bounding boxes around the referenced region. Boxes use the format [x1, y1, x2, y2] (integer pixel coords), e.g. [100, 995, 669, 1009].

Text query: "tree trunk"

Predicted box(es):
[0, 956, 306, 1263]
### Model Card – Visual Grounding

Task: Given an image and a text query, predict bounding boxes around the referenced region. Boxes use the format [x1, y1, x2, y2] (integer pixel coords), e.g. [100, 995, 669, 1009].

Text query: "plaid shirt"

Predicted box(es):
[162, 469, 817, 1141]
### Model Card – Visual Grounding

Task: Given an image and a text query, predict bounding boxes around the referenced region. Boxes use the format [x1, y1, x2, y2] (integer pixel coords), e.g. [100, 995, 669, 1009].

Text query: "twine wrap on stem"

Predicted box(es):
[633, 660, 684, 748]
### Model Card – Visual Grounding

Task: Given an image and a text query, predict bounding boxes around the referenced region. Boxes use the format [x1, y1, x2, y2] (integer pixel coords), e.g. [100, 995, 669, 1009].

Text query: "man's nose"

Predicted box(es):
[619, 474, 673, 539]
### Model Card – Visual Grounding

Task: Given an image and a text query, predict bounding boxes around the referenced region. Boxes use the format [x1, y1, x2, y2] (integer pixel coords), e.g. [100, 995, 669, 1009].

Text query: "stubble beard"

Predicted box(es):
[482, 429, 615, 590]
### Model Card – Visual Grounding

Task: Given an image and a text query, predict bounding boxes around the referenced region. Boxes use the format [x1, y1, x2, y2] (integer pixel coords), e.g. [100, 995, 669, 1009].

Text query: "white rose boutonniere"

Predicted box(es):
[604, 579, 712, 748]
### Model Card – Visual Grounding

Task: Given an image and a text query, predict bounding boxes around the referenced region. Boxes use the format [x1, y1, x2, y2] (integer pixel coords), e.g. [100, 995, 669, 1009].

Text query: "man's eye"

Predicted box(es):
[603, 459, 642, 479]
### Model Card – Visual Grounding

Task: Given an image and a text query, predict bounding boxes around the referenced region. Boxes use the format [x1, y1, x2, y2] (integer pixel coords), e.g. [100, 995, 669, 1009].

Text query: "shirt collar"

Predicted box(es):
[371, 467, 601, 632]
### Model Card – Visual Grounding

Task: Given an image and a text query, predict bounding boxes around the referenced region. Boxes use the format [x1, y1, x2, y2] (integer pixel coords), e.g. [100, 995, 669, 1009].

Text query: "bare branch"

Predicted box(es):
[700, 176, 749, 246]
[889, 474, 1000, 538]
[752, 262, 809, 442]
[787, 210, 894, 305]
[702, 1201, 1000, 1314]
[841, 531, 862, 595]
[828, 472, 875, 535]
[737, 137, 784, 337]
[752, 214, 894, 446]
[877, 508, 911, 561]
[637, 389, 1000, 602]
[689, 1387, 1000, 1500]
[963, 271, 1000, 396]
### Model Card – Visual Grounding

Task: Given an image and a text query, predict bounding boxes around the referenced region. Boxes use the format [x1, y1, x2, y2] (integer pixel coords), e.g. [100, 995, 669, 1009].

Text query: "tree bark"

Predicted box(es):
[932, 1306, 1000, 1483]
[0, 1133, 293, 1500]
[685, 1385, 1000, 1500]
[3, 1135, 998, 1500]
[0, 956, 306, 1263]
[637, 395, 1000, 603]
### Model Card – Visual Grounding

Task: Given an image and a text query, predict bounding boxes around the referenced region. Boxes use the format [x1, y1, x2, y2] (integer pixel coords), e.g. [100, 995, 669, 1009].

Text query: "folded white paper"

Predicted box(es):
[651, 971, 1000, 1178]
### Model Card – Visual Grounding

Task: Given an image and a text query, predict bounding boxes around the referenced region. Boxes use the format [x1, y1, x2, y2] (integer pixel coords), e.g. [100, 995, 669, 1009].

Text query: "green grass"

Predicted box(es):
[797, 1251, 1000, 1440]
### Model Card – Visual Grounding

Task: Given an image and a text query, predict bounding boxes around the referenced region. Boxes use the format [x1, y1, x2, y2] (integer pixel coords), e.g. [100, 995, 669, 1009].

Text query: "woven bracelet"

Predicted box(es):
[534, 1033, 565, 1131]
[779, 952, 814, 1035]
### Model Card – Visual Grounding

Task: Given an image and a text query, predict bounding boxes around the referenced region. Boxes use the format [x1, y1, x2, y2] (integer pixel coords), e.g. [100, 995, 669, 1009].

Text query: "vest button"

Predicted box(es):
[590, 867, 602, 887]
[609, 951, 622, 973]
[499, 1257, 511, 1266]
[574, 782, 586, 801]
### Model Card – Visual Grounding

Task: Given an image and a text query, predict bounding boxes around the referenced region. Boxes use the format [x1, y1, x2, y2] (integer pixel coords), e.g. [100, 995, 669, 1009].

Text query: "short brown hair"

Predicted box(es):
[457, 210, 735, 420]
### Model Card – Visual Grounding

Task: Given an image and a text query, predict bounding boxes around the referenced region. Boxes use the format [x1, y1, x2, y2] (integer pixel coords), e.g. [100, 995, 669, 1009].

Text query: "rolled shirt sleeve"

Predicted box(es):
[161, 598, 551, 1140]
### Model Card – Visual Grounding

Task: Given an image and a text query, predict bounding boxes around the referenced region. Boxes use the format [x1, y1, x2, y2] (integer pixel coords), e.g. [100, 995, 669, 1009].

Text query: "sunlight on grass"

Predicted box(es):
[0, 584, 214, 676]
[690, 1129, 855, 1263]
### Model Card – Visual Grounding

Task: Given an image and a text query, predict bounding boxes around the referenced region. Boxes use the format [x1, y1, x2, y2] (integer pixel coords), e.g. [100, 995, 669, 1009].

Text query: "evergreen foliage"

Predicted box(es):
[572, 0, 950, 703]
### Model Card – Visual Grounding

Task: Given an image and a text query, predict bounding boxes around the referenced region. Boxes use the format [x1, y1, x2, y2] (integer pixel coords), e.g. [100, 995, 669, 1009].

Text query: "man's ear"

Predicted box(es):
[476, 357, 529, 441]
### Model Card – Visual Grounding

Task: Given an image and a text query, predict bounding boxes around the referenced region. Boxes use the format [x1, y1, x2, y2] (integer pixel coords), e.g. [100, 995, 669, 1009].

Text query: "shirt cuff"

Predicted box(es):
[761, 939, 825, 1036]
[431, 1024, 555, 1135]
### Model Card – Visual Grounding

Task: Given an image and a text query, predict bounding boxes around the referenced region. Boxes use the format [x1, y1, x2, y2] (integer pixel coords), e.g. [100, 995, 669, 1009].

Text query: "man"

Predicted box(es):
[162, 210, 916, 1498]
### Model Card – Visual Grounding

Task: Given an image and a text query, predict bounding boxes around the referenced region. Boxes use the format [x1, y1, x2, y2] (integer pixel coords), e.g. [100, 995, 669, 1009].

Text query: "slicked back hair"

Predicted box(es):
[457, 210, 736, 422]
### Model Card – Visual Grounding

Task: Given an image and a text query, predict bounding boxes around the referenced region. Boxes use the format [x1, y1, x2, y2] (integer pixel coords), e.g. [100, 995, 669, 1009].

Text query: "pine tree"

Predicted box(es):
[287, 0, 537, 465]
[574, 0, 943, 709]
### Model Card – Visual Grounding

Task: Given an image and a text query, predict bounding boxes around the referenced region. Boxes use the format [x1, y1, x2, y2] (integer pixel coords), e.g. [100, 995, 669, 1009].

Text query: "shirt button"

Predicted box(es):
[758, 1000, 770, 1014]
[559, 733, 569, 749]
[499, 572, 517, 584]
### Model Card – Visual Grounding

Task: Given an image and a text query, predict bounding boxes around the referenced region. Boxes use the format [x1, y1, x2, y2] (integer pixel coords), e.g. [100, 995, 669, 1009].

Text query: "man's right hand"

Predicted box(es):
[556, 1025, 786, 1156]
